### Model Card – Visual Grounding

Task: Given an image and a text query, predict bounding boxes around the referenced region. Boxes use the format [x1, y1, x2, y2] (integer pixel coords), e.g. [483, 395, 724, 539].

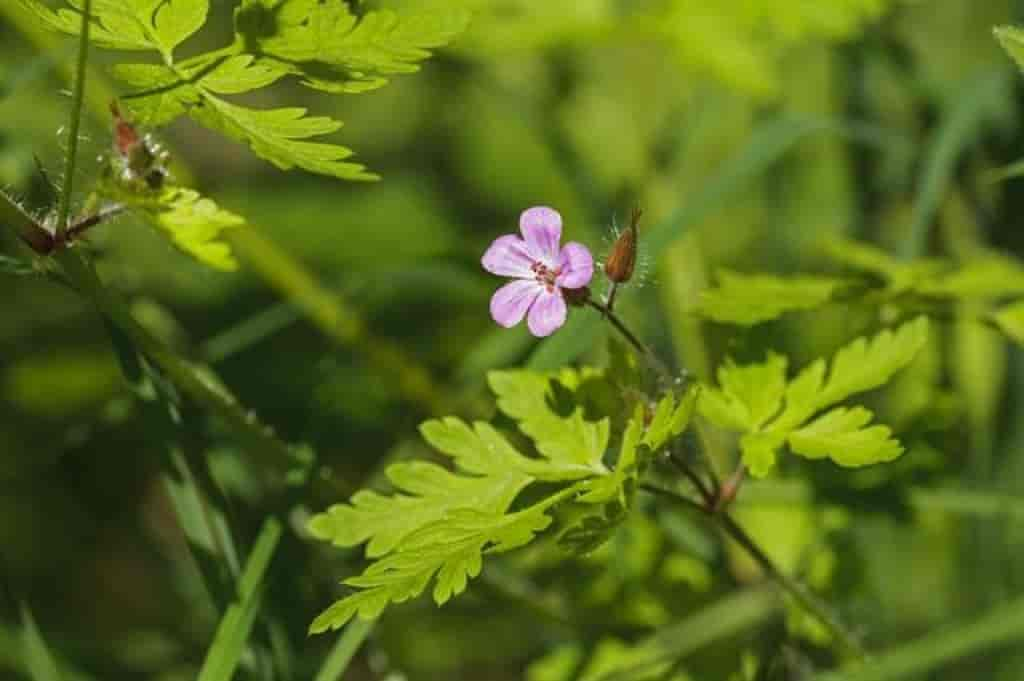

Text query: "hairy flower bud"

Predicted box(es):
[604, 207, 640, 284]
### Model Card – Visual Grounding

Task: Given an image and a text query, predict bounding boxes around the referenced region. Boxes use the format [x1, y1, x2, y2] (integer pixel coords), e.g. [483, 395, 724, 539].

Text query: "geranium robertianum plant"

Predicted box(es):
[10, 0, 1024, 678]
[306, 205, 928, 665]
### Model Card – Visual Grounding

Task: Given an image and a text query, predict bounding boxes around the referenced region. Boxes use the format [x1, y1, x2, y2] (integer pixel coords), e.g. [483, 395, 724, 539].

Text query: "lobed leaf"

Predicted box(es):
[307, 460, 531, 558]
[695, 270, 845, 325]
[191, 96, 377, 180]
[488, 369, 611, 475]
[788, 407, 903, 468]
[699, 353, 787, 432]
[237, 0, 470, 93]
[310, 504, 555, 633]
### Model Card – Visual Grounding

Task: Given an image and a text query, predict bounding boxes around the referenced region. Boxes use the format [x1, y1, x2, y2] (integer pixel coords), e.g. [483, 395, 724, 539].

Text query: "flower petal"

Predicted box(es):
[527, 289, 567, 337]
[556, 241, 594, 289]
[520, 206, 562, 262]
[491, 279, 542, 328]
[482, 234, 535, 278]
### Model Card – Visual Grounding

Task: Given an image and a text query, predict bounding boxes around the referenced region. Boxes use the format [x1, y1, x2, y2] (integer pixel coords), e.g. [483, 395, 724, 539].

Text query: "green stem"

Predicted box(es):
[640, 482, 868, 664]
[313, 618, 376, 681]
[586, 298, 673, 381]
[55, 248, 302, 472]
[55, 0, 91, 235]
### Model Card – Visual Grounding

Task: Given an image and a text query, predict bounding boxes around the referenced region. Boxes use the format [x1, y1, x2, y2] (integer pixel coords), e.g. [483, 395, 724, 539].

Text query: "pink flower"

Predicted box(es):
[482, 206, 594, 337]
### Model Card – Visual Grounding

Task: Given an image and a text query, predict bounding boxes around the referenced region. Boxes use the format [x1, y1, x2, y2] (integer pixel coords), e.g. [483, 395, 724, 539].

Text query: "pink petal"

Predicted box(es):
[482, 234, 535, 278]
[527, 289, 567, 337]
[519, 206, 562, 263]
[556, 241, 594, 289]
[490, 279, 542, 328]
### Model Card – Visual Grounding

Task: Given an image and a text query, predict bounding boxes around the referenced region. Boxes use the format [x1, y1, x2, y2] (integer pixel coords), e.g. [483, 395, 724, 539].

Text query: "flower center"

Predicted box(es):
[531, 261, 561, 292]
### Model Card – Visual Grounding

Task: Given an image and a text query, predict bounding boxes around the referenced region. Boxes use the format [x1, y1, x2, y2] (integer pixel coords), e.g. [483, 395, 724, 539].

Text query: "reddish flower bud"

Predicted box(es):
[604, 207, 640, 284]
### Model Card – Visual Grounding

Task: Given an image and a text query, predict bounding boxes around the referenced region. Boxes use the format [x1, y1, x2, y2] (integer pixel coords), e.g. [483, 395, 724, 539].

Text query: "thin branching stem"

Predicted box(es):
[586, 298, 673, 380]
[640, 482, 868, 664]
[55, 0, 91, 235]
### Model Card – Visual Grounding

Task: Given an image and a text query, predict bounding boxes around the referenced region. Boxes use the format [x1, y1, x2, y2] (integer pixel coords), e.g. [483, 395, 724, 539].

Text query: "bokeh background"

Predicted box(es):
[4, 0, 1024, 679]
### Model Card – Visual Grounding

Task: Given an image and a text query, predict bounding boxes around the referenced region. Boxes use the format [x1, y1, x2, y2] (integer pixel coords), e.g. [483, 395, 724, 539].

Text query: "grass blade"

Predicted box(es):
[901, 68, 1011, 259]
[587, 587, 780, 681]
[19, 604, 61, 681]
[196, 517, 282, 681]
[313, 618, 376, 681]
[811, 593, 1024, 681]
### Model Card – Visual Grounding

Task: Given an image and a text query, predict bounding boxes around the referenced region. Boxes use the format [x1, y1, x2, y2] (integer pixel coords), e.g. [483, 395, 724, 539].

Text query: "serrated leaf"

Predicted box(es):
[155, 188, 244, 270]
[310, 504, 555, 633]
[701, 319, 928, 477]
[488, 369, 611, 474]
[191, 96, 377, 180]
[788, 407, 903, 467]
[98, 182, 243, 270]
[307, 460, 531, 558]
[112, 63, 200, 126]
[642, 385, 699, 452]
[915, 255, 1024, 299]
[153, 0, 208, 52]
[420, 417, 599, 481]
[25, 0, 206, 54]
[695, 270, 843, 325]
[18, 0, 154, 50]
[699, 353, 787, 432]
[822, 239, 941, 292]
[813, 317, 930, 409]
[237, 0, 470, 93]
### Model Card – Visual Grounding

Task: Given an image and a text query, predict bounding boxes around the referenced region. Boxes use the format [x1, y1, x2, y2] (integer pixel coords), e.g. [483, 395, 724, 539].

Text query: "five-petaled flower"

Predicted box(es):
[482, 206, 594, 337]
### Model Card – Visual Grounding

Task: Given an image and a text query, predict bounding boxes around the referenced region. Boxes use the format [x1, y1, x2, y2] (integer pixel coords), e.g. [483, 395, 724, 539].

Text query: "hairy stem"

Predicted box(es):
[586, 298, 673, 380]
[640, 482, 868, 663]
[56, 248, 304, 473]
[55, 0, 91, 235]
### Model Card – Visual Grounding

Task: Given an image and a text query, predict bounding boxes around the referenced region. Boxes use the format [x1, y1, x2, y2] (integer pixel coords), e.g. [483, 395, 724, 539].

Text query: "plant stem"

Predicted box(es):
[55, 0, 91, 236]
[56, 246, 303, 474]
[586, 298, 673, 380]
[640, 482, 868, 664]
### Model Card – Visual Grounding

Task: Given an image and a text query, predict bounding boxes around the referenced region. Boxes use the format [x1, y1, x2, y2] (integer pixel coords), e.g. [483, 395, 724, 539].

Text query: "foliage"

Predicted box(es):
[699, 318, 929, 476]
[308, 369, 697, 631]
[20, 0, 468, 178]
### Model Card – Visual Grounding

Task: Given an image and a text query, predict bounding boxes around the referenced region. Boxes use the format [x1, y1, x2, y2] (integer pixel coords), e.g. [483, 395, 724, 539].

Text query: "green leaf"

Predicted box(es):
[700, 319, 928, 476]
[196, 517, 282, 681]
[152, 0, 208, 52]
[915, 255, 1024, 299]
[992, 300, 1024, 345]
[641, 385, 699, 452]
[310, 503, 557, 633]
[18, 0, 154, 50]
[420, 416, 600, 481]
[488, 369, 611, 474]
[695, 270, 844, 325]
[699, 353, 788, 432]
[155, 188, 244, 270]
[23, 0, 207, 54]
[995, 25, 1024, 72]
[191, 96, 376, 180]
[237, 0, 470, 93]
[97, 182, 243, 270]
[788, 407, 903, 468]
[0, 254, 36, 277]
[19, 604, 61, 681]
[812, 316, 930, 410]
[307, 459, 532, 558]
[821, 239, 941, 292]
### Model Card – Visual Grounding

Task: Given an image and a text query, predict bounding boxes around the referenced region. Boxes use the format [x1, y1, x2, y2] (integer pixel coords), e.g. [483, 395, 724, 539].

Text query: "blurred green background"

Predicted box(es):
[4, 0, 1024, 679]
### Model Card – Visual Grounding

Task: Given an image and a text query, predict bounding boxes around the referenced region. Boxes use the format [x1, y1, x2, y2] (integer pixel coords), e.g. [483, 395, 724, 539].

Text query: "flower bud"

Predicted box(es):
[604, 207, 640, 284]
